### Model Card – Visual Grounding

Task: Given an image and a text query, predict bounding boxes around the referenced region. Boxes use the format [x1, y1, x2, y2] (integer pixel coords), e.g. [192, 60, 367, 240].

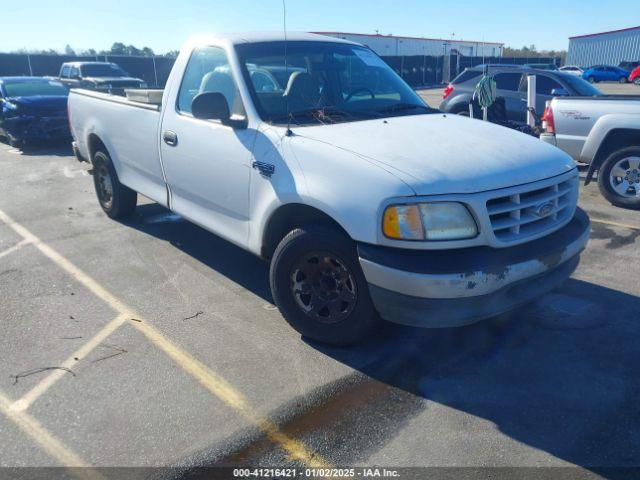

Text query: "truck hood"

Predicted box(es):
[84, 77, 144, 84]
[295, 114, 575, 195]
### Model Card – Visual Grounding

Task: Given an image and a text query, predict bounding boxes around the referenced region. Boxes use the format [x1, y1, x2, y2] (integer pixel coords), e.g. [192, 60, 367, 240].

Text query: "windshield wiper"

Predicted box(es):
[271, 106, 356, 125]
[376, 103, 437, 114]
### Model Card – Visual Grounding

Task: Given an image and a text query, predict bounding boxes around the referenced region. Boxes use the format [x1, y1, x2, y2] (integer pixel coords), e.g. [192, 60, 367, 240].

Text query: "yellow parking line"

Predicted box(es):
[0, 210, 133, 315]
[591, 218, 640, 231]
[133, 320, 328, 467]
[0, 238, 31, 260]
[11, 313, 129, 414]
[0, 391, 102, 479]
[0, 208, 328, 468]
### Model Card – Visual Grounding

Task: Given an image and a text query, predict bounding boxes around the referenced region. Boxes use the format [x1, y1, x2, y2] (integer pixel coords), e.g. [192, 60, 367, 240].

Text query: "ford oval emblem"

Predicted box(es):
[535, 201, 555, 218]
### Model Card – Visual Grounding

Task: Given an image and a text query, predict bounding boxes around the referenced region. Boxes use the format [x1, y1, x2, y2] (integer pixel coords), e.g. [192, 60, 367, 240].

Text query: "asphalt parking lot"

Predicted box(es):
[0, 126, 639, 478]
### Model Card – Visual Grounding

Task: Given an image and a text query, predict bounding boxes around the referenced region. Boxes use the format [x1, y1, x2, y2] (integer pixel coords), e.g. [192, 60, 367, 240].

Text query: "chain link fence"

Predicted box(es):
[0, 53, 176, 87]
[0, 53, 561, 90]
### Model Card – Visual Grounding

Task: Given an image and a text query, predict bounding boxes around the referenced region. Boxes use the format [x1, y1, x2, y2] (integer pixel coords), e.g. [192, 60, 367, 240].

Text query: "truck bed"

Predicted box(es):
[68, 88, 168, 207]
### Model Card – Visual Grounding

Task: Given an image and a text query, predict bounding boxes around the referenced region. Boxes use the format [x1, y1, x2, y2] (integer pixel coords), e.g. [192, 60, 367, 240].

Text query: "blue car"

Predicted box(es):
[582, 65, 630, 84]
[0, 77, 70, 149]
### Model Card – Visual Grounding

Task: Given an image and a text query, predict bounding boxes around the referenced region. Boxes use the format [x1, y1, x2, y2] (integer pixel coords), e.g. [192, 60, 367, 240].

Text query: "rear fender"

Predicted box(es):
[580, 115, 640, 185]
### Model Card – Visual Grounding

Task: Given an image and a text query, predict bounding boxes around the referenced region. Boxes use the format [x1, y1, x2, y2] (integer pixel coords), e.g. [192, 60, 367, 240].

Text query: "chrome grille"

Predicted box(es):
[486, 176, 578, 244]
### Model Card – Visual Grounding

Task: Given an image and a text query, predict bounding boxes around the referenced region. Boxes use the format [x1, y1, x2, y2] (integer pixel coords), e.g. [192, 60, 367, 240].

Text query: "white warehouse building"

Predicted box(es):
[567, 26, 640, 67]
[313, 31, 504, 58]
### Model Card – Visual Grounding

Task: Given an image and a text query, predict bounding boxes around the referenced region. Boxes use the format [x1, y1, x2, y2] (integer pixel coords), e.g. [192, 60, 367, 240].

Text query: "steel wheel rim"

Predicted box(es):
[96, 164, 114, 208]
[610, 156, 640, 198]
[290, 250, 357, 324]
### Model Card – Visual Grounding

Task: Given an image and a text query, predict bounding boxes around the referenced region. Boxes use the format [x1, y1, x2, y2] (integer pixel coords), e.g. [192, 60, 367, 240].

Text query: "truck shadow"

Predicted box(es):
[309, 278, 640, 475]
[120, 203, 272, 302]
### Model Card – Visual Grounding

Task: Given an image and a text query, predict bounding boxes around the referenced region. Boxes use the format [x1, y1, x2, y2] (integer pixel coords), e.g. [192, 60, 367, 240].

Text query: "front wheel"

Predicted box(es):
[92, 150, 137, 218]
[8, 136, 23, 149]
[270, 226, 379, 346]
[597, 146, 640, 210]
[587, 76, 596, 84]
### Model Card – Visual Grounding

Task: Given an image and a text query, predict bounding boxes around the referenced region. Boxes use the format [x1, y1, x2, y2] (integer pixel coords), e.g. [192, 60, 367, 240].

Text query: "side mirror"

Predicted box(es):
[192, 92, 230, 122]
[551, 88, 569, 97]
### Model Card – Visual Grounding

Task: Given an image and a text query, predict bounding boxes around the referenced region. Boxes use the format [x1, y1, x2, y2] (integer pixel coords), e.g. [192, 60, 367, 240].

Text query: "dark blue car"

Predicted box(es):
[0, 77, 70, 149]
[582, 65, 630, 84]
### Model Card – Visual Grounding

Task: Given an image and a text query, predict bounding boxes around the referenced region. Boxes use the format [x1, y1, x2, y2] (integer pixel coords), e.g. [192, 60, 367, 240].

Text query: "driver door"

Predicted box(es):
[160, 46, 256, 247]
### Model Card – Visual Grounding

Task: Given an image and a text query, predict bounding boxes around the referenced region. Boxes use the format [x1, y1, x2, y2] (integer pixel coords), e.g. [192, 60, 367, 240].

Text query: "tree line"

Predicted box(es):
[9, 43, 179, 58]
[503, 45, 567, 63]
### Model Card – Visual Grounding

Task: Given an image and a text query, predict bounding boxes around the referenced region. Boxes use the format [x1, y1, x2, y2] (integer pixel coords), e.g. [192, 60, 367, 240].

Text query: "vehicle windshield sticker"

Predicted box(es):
[353, 49, 387, 68]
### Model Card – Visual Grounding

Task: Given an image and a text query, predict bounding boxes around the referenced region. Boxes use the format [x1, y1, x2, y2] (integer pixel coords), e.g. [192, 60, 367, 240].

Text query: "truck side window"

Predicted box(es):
[493, 73, 523, 91]
[177, 46, 243, 116]
[536, 76, 563, 96]
[61, 66, 71, 78]
[70, 67, 80, 79]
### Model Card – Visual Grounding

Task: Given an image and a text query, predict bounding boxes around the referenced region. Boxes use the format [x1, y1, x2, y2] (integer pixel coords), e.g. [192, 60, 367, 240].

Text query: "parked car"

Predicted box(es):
[541, 96, 640, 209]
[57, 62, 146, 93]
[619, 61, 640, 72]
[524, 63, 557, 70]
[0, 77, 70, 149]
[559, 65, 584, 76]
[582, 65, 630, 83]
[68, 32, 590, 345]
[440, 66, 601, 122]
[630, 66, 640, 85]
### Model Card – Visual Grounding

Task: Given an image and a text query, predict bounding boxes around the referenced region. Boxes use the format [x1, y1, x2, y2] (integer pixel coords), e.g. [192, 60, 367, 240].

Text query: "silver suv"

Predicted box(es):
[439, 66, 601, 123]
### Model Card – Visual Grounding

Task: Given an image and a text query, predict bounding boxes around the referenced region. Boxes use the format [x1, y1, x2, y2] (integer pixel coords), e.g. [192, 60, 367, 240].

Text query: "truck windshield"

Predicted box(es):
[559, 74, 602, 96]
[235, 41, 436, 125]
[81, 64, 128, 77]
[3, 80, 68, 97]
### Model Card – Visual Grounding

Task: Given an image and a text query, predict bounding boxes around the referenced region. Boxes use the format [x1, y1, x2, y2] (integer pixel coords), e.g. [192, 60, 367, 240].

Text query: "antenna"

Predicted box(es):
[283, 0, 293, 136]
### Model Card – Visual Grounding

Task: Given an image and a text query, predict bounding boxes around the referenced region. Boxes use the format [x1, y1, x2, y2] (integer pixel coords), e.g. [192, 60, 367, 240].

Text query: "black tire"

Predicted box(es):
[587, 76, 596, 84]
[619, 76, 629, 84]
[597, 146, 640, 210]
[270, 226, 379, 346]
[8, 136, 23, 149]
[634, 78, 640, 86]
[92, 150, 137, 218]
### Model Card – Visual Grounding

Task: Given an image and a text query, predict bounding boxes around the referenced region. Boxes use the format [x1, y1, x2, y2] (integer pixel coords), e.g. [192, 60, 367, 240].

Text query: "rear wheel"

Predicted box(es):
[597, 146, 640, 210]
[92, 150, 137, 218]
[634, 78, 640, 86]
[619, 76, 629, 84]
[269, 226, 379, 346]
[587, 76, 596, 84]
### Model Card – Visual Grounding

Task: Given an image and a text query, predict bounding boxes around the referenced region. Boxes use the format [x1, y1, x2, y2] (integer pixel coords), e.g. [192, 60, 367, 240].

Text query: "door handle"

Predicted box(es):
[163, 130, 178, 147]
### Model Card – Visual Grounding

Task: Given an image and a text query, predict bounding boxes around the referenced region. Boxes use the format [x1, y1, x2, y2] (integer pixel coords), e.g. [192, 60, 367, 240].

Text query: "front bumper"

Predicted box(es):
[3, 115, 70, 142]
[359, 208, 590, 328]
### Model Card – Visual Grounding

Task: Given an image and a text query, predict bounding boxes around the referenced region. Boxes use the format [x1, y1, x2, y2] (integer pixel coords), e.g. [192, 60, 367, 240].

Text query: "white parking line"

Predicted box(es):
[0, 391, 102, 479]
[0, 238, 31, 260]
[10, 313, 129, 414]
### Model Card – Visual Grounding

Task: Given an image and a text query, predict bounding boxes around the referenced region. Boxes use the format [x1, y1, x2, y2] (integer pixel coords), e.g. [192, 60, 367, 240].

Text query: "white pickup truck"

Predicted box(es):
[69, 32, 590, 345]
[540, 95, 640, 209]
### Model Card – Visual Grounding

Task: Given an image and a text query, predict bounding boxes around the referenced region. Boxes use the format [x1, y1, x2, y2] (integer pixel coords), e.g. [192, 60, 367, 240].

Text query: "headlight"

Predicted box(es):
[383, 202, 478, 241]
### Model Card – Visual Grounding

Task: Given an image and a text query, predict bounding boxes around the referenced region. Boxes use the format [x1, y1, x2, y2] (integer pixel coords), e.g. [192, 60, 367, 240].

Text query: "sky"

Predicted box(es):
[2, 0, 639, 54]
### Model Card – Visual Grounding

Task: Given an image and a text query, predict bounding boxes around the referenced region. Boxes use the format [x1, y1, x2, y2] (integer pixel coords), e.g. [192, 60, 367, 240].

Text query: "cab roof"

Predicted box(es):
[188, 31, 361, 47]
